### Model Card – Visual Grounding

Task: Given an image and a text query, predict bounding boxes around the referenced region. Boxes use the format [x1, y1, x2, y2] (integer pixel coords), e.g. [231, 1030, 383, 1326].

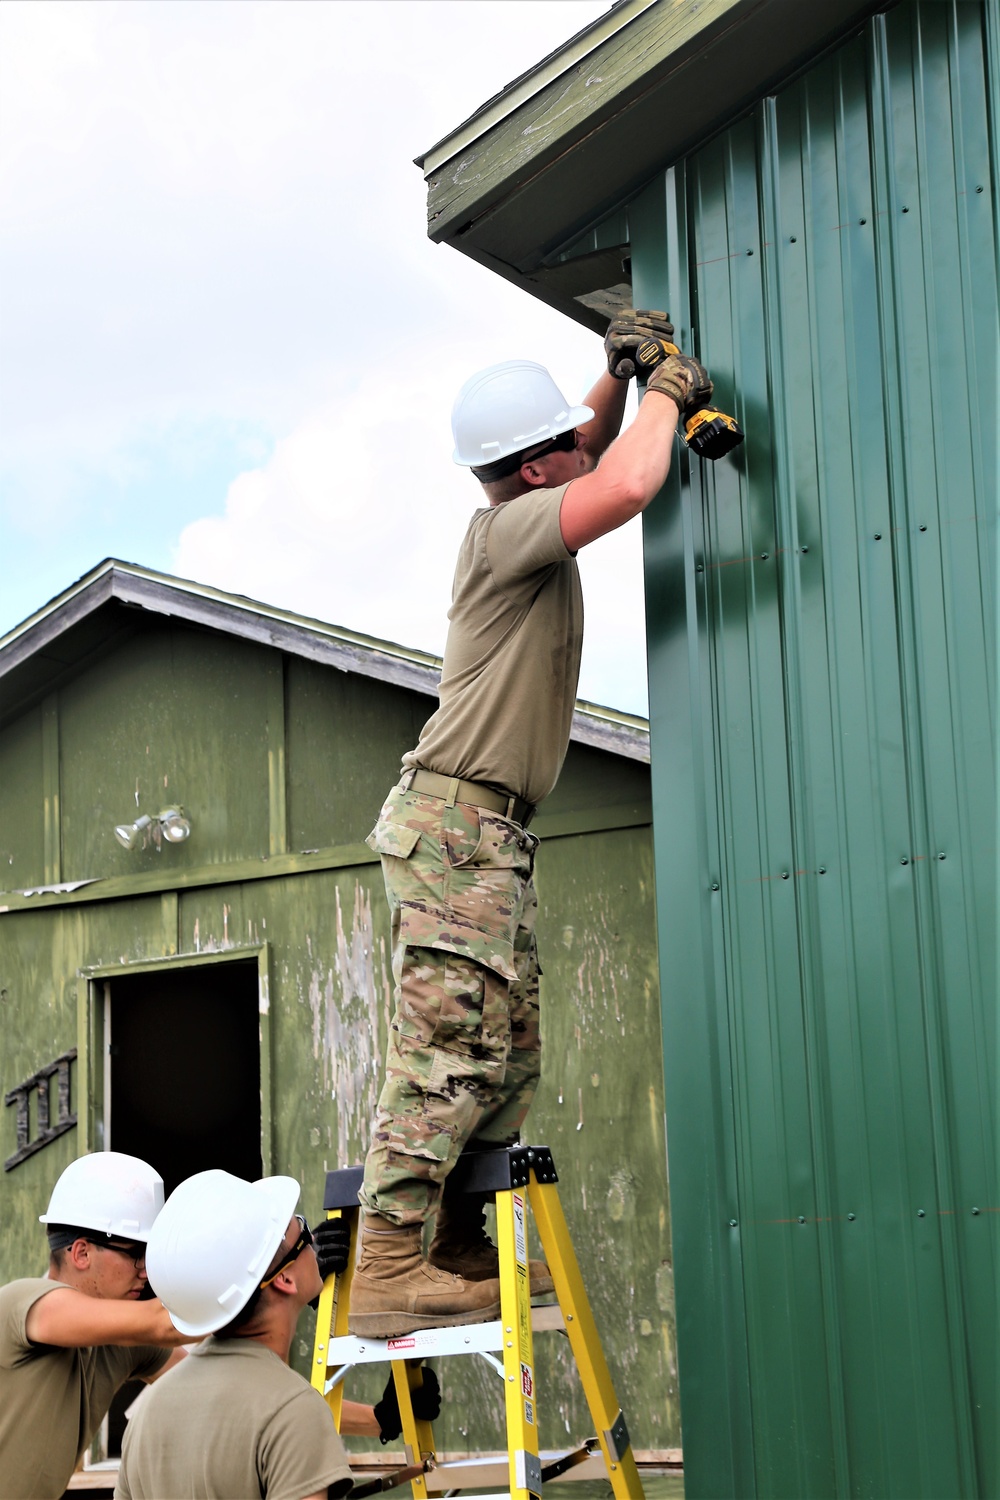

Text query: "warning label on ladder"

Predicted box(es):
[514, 1192, 527, 1265]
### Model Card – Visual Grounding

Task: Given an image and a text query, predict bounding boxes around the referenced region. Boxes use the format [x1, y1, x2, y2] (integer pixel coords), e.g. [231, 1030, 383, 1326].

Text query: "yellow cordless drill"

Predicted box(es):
[613, 338, 745, 461]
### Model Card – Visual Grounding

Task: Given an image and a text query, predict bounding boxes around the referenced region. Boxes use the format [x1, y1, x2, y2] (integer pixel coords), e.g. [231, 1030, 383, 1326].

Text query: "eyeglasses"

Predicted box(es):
[259, 1215, 314, 1289]
[522, 428, 579, 463]
[96, 1238, 146, 1269]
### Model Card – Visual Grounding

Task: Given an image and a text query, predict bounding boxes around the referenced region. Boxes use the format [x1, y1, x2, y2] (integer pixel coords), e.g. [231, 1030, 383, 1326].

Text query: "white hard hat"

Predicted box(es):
[40, 1152, 164, 1241]
[145, 1171, 300, 1337]
[451, 360, 594, 469]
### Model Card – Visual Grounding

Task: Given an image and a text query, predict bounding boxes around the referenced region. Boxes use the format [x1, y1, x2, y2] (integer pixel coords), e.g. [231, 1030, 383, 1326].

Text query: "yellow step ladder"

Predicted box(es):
[310, 1145, 644, 1499]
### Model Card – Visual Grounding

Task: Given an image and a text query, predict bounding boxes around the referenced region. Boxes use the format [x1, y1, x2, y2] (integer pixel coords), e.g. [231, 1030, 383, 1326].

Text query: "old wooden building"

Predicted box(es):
[0, 558, 674, 1473]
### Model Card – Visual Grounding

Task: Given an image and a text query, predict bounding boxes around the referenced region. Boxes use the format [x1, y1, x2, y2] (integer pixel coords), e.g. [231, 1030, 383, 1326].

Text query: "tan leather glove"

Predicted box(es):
[605, 309, 675, 378]
[646, 353, 714, 413]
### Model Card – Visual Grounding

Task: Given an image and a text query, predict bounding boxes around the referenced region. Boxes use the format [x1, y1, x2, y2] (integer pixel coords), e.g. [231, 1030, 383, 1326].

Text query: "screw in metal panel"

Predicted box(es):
[800, 545, 809, 553]
[781, 871, 790, 880]
[819, 867, 827, 875]
[710, 882, 720, 892]
[972, 1207, 980, 1215]
[976, 185, 984, 192]
[902, 206, 909, 213]
[874, 533, 882, 540]
[747, 249, 754, 255]
[696, 564, 704, 572]
[760, 553, 769, 560]
[859, 217, 867, 224]
[900, 857, 909, 865]
[798, 1216, 806, 1224]
[918, 1209, 926, 1217]
[919, 524, 927, 532]
[847, 1213, 856, 1221]
[938, 853, 946, 860]
[790, 235, 797, 242]
[729, 1219, 738, 1228]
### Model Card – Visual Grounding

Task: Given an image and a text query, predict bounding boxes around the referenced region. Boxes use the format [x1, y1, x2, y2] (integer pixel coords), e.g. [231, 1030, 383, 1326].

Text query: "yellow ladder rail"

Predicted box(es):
[310, 1148, 644, 1499]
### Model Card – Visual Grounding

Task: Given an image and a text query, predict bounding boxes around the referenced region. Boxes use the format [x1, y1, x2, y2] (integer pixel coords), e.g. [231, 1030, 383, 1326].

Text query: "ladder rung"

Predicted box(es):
[324, 1304, 566, 1367]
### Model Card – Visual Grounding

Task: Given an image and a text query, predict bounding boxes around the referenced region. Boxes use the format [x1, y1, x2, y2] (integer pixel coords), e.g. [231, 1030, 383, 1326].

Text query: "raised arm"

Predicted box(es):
[560, 388, 678, 551]
[576, 369, 629, 462]
[560, 349, 711, 551]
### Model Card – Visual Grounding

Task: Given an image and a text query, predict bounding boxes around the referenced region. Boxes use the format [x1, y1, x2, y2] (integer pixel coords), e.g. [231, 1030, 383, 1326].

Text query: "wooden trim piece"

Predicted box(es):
[41, 693, 61, 885]
[266, 657, 288, 857]
[0, 803, 653, 916]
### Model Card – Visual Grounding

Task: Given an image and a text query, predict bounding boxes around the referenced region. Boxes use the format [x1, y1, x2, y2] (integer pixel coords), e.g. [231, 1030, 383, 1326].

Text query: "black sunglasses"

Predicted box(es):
[96, 1238, 146, 1269]
[521, 428, 578, 462]
[259, 1215, 314, 1288]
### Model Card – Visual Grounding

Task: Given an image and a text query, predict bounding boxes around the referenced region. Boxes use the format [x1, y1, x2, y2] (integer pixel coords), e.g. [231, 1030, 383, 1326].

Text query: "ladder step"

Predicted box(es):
[322, 1304, 566, 1367]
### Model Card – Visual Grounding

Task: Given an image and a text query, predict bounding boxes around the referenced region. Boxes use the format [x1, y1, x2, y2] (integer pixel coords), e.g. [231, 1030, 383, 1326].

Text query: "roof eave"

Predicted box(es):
[419, 0, 886, 328]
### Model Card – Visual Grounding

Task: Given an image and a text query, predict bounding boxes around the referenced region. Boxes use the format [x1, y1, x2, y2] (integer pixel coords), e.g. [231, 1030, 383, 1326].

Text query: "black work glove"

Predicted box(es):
[373, 1366, 442, 1444]
[313, 1218, 351, 1280]
[604, 309, 675, 378]
[646, 352, 713, 414]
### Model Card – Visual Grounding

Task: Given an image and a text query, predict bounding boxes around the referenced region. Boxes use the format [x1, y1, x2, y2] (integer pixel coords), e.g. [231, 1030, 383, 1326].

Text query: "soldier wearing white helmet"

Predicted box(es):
[354, 317, 716, 1336]
[116, 1170, 440, 1500]
[0, 1152, 194, 1499]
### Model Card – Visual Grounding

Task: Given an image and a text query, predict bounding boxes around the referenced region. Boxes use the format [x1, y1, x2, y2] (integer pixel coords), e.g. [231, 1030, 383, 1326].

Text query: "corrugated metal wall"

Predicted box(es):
[633, 2, 997, 1495]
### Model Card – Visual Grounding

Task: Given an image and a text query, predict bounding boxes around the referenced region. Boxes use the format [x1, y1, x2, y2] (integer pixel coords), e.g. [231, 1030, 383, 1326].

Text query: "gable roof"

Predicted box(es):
[0, 559, 649, 763]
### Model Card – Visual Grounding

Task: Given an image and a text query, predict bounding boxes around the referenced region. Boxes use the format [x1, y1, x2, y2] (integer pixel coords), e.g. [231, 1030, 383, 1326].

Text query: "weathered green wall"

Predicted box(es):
[635, 2, 997, 1496]
[0, 616, 674, 1458]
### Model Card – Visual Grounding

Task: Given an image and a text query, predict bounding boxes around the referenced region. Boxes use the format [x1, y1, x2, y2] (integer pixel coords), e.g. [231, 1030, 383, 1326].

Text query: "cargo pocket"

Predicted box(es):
[366, 819, 420, 859]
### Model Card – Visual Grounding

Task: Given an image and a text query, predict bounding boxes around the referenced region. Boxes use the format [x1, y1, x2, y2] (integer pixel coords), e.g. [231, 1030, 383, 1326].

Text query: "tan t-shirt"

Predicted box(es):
[0, 1276, 169, 1500]
[116, 1337, 354, 1500]
[403, 483, 583, 806]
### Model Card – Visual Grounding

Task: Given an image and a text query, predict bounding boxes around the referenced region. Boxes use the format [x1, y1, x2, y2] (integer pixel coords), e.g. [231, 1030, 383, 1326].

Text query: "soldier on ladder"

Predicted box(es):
[354, 318, 716, 1339]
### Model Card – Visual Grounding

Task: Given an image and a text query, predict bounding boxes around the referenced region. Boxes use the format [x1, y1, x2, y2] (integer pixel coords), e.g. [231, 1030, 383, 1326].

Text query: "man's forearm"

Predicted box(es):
[340, 1399, 381, 1437]
[578, 369, 628, 460]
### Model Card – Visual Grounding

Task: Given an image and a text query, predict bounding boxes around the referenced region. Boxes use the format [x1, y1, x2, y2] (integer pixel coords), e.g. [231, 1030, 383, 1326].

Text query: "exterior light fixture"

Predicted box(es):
[114, 808, 192, 850]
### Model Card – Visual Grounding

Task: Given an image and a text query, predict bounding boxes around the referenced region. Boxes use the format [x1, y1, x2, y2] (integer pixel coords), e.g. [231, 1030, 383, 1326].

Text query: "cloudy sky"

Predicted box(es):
[1, 0, 652, 714]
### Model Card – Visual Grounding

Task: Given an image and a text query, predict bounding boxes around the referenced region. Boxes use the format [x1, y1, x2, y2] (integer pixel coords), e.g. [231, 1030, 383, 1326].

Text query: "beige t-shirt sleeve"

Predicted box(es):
[258, 1385, 354, 1500]
[0, 1278, 67, 1362]
[484, 483, 574, 599]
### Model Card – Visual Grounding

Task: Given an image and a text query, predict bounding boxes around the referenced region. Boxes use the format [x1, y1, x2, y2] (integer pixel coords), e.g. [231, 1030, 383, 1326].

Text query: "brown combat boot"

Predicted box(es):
[347, 1214, 502, 1338]
[428, 1196, 555, 1297]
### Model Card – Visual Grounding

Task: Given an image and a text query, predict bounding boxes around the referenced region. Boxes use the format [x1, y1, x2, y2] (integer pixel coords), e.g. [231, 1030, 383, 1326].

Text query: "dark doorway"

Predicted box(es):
[103, 958, 263, 1460]
[107, 958, 263, 1195]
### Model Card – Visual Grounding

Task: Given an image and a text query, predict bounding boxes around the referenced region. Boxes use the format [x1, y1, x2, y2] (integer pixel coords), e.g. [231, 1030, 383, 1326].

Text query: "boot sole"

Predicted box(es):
[348, 1302, 501, 1339]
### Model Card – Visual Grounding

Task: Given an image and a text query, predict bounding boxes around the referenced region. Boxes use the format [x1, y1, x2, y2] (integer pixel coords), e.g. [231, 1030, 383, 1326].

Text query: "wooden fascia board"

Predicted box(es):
[424, 0, 883, 270]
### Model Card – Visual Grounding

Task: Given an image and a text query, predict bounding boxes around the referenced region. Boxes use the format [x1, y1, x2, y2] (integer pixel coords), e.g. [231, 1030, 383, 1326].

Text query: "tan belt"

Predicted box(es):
[405, 769, 536, 828]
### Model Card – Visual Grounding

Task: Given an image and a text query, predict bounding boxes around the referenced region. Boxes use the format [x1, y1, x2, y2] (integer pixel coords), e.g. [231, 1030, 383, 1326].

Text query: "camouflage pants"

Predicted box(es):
[360, 783, 541, 1226]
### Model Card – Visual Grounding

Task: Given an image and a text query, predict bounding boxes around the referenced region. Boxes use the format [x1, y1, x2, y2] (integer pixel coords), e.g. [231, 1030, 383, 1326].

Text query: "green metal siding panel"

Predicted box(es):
[636, 2, 996, 1496]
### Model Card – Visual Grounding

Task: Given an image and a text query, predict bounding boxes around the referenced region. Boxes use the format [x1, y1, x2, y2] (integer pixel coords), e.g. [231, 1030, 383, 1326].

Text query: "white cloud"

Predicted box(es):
[2, 1, 653, 710]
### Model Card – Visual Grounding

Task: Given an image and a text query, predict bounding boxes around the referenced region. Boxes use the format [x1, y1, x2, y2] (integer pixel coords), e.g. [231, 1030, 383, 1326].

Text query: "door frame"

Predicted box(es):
[77, 943, 273, 1175]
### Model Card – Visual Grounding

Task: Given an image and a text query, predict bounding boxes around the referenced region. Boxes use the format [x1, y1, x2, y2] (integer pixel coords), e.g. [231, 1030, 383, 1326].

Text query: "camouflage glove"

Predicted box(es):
[313, 1218, 351, 1280]
[605, 309, 675, 379]
[374, 1366, 442, 1444]
[646, 353, 714, 414]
